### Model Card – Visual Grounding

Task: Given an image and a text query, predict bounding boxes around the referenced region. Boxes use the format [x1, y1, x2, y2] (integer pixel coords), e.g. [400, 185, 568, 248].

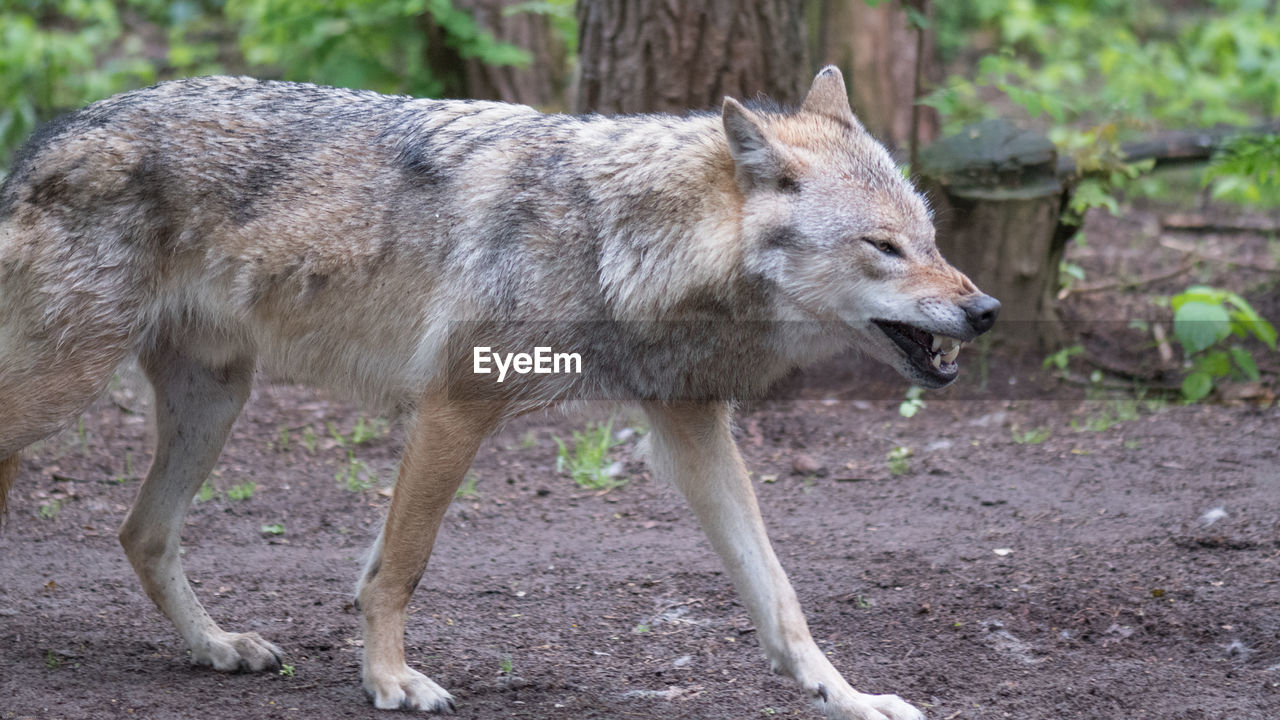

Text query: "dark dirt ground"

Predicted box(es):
[2, 206, 1279, 720]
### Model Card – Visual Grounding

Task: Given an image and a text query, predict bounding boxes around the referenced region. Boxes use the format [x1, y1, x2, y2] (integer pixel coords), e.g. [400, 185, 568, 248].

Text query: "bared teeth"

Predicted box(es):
[930, 354, 942, 370]
[931, 335, 942, 352]
[942, 345, 960, 363]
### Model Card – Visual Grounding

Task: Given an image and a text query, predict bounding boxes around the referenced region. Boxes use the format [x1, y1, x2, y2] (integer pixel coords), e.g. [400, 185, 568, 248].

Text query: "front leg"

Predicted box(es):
[644, 402, 924, 720]
[355, 395, 503, 711]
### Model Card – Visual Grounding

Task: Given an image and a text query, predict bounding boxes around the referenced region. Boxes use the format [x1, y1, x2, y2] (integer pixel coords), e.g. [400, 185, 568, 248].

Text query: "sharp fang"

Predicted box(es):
[931, 335, 942, 352]
[930, 354, 942, 370]
[943, 345, 960, 363]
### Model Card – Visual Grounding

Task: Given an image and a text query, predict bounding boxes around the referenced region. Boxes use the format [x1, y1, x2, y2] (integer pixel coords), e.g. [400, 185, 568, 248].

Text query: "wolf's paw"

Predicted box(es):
[191, 631, 284, 672]
[818, 689, 925, 720]
[364, 665, 456, 713]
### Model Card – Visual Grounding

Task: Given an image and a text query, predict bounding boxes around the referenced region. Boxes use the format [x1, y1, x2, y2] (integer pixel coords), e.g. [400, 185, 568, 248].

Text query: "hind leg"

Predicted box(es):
[117, 342, 282, 672]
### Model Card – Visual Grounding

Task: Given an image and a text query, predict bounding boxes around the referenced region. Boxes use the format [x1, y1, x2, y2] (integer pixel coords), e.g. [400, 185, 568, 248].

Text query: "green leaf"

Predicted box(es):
[1229, 345, 1261, 381]
[1181, 371, 1214, 402]
[1195, 349, 1231, 377]
[1173, 301, 1232, 354]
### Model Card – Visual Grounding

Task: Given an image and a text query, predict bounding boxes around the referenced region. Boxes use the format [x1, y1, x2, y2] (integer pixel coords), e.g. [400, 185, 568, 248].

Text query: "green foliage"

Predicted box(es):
[1170, 285, 1276, 402]
[38, 499, 62, 520]
[886, 445, 912, 476]
[928, 1, 1280, 208]
[1070, 397, 1139, 432]
[1203, 134, 1280, 207]
[1043, 344, 1084, 373]
[195, 480, 217, 503]
[336, 451, 377, 492]
[553, 420, 625, 490]
[932, 2, 1280, 133]
[227, 482, 256, 501]
[454, 472, 481, 500]
[227, 0, 527, 97]
[0, 0, 536, 171]
[0, 0, 227, 169]
[1011, 426, 1050, 445]
[261, 522, 285, 535]
[897, 385, 925, 418]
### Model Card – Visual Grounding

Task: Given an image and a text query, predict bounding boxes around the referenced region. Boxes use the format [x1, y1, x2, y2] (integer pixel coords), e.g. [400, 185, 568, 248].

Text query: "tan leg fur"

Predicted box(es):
[354, 394, 506, 711]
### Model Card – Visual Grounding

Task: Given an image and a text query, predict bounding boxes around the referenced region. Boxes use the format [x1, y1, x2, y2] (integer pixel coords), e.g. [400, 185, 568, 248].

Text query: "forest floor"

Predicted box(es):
[2, 204, 1278, 720]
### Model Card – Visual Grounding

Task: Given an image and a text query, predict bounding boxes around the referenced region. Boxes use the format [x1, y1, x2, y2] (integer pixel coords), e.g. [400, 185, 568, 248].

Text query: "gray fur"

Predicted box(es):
[0, 69, 995, 720]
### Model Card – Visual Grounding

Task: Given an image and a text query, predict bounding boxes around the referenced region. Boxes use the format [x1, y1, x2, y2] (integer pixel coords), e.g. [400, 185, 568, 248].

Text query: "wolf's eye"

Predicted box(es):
[863, 238, 901, 257]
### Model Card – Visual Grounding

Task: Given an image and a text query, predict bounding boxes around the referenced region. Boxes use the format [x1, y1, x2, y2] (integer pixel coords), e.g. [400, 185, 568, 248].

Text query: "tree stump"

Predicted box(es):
[918, 119, 1072, 349]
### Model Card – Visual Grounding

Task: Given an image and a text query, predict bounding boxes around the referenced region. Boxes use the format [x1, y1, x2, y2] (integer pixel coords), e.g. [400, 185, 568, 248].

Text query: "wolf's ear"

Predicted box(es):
[802, 65, 856, 124]
[722, 97, 788, 191]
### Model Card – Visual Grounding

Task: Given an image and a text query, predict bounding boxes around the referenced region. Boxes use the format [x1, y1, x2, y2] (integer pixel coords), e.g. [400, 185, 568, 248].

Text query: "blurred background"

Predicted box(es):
[2, 1, 1276, 189]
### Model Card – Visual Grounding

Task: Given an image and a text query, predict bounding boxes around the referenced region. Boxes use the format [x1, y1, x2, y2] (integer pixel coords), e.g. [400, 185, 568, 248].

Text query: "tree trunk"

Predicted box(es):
[573, 0, 810, 115]
[813, 0, 938, 151]
[423, 0, 570, 108]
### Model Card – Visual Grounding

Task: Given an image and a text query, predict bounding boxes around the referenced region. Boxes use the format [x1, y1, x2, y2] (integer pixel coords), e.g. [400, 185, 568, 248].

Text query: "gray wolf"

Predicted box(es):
[0, 67, 998, 720]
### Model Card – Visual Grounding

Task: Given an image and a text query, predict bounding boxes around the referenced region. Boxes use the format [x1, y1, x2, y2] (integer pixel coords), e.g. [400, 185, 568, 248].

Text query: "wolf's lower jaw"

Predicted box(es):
[872, 318, 964, 384]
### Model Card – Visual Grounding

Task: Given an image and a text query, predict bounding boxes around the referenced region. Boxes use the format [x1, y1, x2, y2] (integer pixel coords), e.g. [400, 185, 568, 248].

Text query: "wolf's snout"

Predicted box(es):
[961, 294, 1000, 335]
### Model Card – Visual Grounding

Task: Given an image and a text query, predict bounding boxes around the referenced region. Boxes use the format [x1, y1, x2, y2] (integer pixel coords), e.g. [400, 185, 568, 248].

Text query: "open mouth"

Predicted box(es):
[872, 319, 964, 384]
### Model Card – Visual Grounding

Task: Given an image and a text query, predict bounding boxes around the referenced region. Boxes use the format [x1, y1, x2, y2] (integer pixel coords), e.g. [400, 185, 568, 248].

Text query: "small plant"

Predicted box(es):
[279, 663, 295, 677]
[632, 623, 651, 634]
[327, 421, 347, 448]
[261, 523, 285, 536]
[455, 473, 481, 500]
[1170, 286, 1277, 402]
[45, 650, 64, 669]
[336, 451, 377, 492]
[350, 416, 389, 444]
[38, 499, 61, 520]
[498, 655, 514, 675]
[1058, 260, 1086, 293]
[886, 446, 912, 476]
[275, 426, 291, 453]
[300, 426, 318, 453]
[554, 420, 625, 490]
[852, 594, 872, 610]
[1043, 344, 1084, 375]
[1071, 397, 1140, 433]
[194, 481, 217, 504]
[227, 482, 256, 501]
[1011, 426, 1051, 445]
[898, 386, 925, 418]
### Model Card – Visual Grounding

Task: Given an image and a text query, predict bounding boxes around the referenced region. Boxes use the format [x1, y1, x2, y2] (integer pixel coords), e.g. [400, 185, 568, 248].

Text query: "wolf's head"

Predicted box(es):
[726, 66, 1000, 388]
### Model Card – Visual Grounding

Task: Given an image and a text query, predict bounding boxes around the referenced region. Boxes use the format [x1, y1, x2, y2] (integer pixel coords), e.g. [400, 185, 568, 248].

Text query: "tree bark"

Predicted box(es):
[573, 0, 810, 115]
[423, 0, 570, 108]
[813, 0, 938, 151]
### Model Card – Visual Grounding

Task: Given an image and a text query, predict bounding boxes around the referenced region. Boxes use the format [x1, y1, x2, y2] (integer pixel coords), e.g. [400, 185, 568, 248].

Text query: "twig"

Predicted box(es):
[1162, 213, 1280, 234]
[1063, 256, 1194, 297]
[1152, 322, 1174, 365]
[1158, 237, 1280, 273]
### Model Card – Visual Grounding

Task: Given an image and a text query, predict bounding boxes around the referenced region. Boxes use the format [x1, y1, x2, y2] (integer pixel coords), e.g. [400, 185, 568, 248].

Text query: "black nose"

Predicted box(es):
[962, 294, 1001, 335]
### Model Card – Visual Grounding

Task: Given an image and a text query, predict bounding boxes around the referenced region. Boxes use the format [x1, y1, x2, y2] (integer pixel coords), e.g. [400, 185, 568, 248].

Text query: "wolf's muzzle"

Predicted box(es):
[961, 294, 1001, 335]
